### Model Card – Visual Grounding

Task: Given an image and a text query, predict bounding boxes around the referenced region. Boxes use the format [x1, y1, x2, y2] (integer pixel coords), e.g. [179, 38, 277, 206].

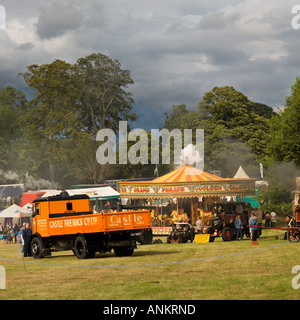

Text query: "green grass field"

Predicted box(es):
[0, 230, 299, 300]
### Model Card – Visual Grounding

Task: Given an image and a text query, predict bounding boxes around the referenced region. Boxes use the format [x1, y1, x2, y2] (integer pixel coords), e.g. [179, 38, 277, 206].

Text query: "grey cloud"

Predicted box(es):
[18, 42, 35, 50]
[80, 2, 106, 29]
[35, 3, 83, 39]
[0, 0, 299, 132]
[199, 11, 240, 30]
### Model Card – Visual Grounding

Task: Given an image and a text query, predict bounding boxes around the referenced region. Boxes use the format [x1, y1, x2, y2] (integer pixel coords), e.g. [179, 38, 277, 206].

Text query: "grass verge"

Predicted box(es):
[0, 229, 299, 300]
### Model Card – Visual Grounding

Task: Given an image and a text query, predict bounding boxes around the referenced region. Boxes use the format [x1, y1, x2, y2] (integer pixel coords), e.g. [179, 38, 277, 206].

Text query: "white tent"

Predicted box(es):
[233, 166, 250, 179]
[41, 187, 120, 200]
[0, 204, 32, 218]
[21, 203, 33, 213]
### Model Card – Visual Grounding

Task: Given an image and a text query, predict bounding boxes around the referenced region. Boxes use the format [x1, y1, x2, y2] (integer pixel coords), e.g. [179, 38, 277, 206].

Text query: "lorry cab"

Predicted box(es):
[32, 193, 92, 236]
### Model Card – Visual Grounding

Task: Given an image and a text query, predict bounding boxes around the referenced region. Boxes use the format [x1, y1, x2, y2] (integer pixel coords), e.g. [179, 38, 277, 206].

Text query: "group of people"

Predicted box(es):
[231, 213, 260, 241]
[264, 211, 277, 228]
[237, 213, 260, 242]
[0, 223, 20, 244]
[0, 222, 32, 257]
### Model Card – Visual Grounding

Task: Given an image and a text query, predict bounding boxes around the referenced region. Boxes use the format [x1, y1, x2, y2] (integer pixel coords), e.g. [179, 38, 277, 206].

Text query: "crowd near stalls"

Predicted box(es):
[0, 204, 32, 243]
[119, 165, 256, 227]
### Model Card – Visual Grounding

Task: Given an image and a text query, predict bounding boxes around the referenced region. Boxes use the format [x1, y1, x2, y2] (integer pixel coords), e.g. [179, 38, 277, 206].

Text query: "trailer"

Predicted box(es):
[30, 192, 152, 259]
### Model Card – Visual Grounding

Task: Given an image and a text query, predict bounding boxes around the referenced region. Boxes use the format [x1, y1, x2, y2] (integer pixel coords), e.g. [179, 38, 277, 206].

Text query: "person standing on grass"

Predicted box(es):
[21, 223, 32, 257]
[196, 216, 203, 234]
[248, 213, 253, 240]
[270, 210, 277, 228]
[264, 212, 270, 227]
[235, 215, 243, 240]
[13, 224, 20, 243]
[249, 214, 258, 242]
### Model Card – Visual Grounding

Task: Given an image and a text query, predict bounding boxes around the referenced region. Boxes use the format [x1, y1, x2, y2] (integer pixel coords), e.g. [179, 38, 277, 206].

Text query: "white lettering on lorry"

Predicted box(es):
[110, 214, 143, 225]
[49, 214, 146, 229]
[50, 220, 63, 228]
[49, 217, 99, 229]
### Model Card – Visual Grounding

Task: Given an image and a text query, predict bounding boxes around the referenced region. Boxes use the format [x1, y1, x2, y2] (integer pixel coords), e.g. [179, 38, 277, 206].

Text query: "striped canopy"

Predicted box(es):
[152, 165, 225, 183]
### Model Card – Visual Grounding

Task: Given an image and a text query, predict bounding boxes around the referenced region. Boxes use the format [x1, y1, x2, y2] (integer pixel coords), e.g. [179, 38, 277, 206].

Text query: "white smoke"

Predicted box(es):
[177, 144, 203, 168]
[23, 173, 59, 190]
[0, 170, 59, 190]
[0, 170, 19, 181]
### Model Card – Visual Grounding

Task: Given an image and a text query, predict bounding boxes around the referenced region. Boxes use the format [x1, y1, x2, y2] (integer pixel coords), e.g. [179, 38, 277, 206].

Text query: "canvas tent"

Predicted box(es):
[0, 204, 32, 227]
[0, 204, 32, 218]
[233, 166, 251, 179]
[21, 203, 33, 212]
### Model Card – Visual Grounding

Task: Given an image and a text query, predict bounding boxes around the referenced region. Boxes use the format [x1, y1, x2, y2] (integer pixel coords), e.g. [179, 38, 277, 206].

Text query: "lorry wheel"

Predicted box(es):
[145, 229, 153, 244]
[74, 235, 88, 259]
[31, 236, 44, 259]
[114, 247, 134, 257]
[222, 227, 233, 241]
[137, 229, 154, 245]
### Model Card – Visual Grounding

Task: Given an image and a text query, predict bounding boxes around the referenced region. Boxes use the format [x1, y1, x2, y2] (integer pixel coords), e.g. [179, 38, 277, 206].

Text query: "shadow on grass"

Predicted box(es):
[42, 248, 178, 260]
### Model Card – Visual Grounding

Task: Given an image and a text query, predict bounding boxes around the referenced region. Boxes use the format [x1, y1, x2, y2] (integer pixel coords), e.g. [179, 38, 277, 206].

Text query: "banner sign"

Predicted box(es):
[119, 180, 255, 198]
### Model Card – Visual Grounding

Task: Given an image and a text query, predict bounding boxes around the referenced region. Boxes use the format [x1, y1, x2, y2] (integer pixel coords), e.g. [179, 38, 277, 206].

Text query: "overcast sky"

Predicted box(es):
[0, 0, 299, 130]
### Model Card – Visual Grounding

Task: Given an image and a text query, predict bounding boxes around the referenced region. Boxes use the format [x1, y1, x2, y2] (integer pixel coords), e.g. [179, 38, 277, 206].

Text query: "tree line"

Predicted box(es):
[0, 52, 300, 213]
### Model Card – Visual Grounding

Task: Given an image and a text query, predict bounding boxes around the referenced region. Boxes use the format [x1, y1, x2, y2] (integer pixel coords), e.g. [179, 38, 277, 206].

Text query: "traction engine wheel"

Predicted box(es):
[222, 227, 233, 241]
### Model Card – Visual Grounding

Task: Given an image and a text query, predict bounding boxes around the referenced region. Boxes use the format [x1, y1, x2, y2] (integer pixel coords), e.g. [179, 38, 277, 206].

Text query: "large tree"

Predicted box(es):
[75, 53, 136, 135]
[20, 53, 137, 185]
[267, 77, 300, 166]
[20, 59, 80, 183]
[0, 86, 27, 176]
[69, 53, 137, 183]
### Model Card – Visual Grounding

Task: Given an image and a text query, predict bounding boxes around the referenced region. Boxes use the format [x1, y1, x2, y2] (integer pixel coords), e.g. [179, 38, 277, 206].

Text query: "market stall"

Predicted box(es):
[0, 204, 32, 227]
[119, 165, 256, 226]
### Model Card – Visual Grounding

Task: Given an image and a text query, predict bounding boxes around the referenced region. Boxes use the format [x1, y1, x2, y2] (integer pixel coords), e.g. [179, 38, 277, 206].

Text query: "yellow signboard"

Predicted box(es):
[194, 234, 210, 243]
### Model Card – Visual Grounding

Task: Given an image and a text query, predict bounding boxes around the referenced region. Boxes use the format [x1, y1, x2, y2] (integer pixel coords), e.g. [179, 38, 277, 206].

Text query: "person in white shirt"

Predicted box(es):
[270, 210, 277, 228]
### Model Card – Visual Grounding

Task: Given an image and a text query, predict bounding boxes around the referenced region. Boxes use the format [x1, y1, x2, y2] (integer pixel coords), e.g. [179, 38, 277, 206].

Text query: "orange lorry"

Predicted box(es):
[30, 192, 152, 259]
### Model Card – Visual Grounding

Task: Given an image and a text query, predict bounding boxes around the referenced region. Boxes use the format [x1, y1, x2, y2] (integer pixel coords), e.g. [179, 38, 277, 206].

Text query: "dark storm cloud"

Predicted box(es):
[0, 0, 299, 131]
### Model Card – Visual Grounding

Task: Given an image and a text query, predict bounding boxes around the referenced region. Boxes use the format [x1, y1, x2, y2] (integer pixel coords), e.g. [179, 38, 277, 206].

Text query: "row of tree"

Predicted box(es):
[0, 52, 300, 213]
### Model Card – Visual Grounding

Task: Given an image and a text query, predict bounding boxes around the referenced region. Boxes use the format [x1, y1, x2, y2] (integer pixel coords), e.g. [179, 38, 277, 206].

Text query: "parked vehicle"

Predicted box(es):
[167, 222, 195, 243]
[30, 191, 152, 259]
